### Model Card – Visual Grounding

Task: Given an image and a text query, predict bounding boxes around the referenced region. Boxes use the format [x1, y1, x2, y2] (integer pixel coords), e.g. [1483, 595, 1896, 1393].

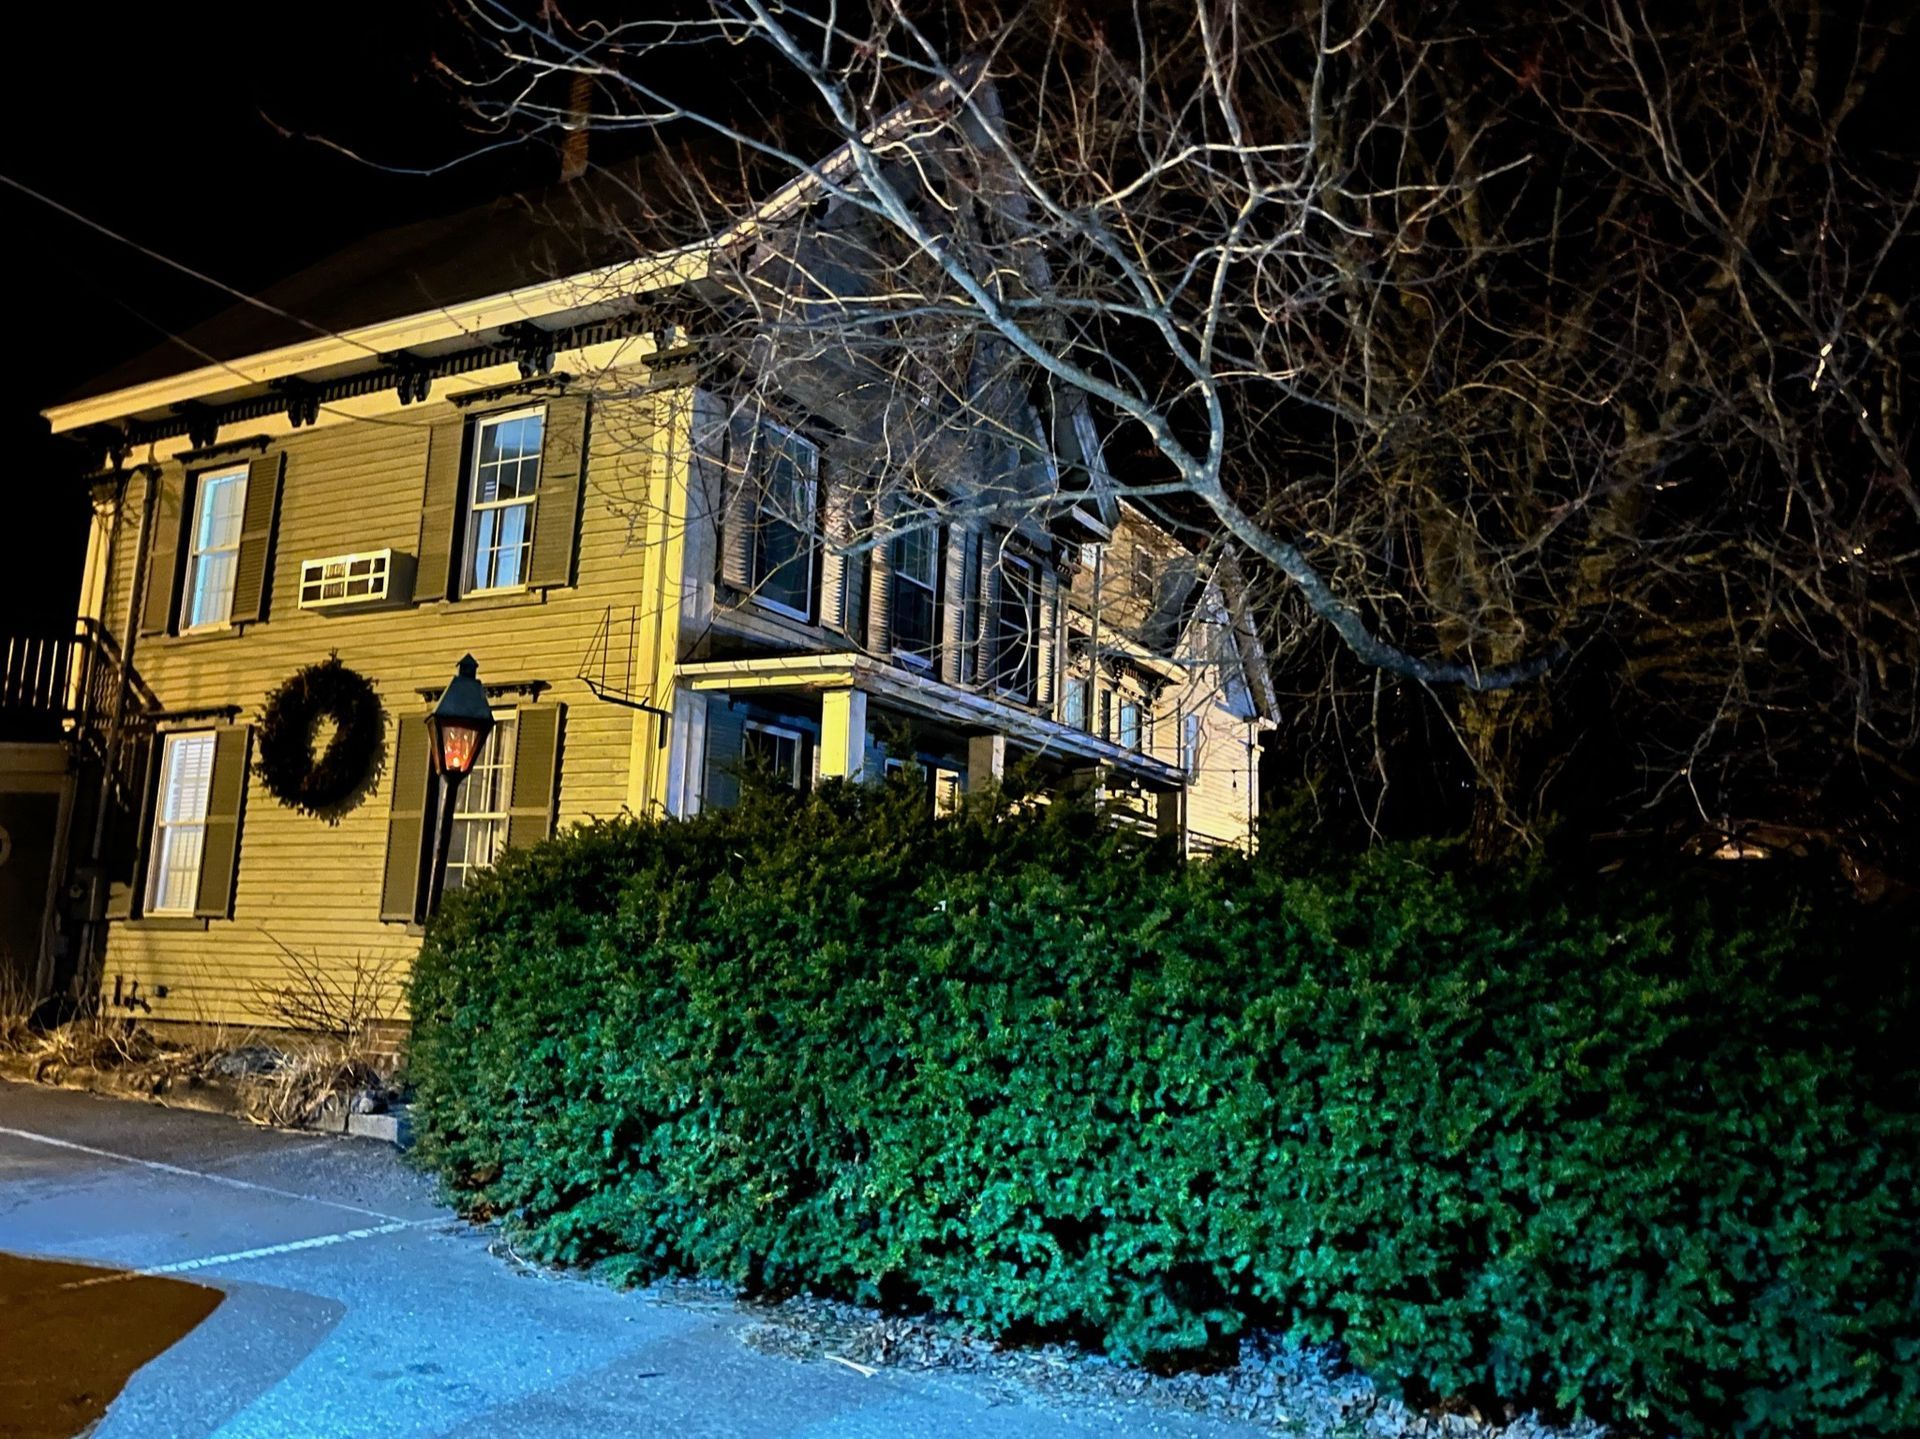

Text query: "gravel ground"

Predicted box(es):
[620, 1276, 1612, 1439]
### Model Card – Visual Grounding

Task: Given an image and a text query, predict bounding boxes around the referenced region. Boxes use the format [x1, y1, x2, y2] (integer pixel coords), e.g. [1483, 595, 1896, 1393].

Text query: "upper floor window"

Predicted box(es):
[445, 713, 516, 893]
[184, 466, 249, 630]
[1130, 547, 1156, 601]
[465, 408, 546, 594]
[891, 524, 939, 668]
[146, 731, 217, 913]
[747, 423, 818, 619]
[1183, 712, 1202, 779]
[1063, 676, 1090, 730]
[992, 554, 1038, 701]
[1118, 699, 1142, 751]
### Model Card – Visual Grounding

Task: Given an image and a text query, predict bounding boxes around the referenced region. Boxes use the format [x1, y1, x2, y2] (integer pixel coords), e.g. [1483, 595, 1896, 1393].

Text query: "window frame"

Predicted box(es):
[145, 730, 218, 914]
[462, 405, 547, 597]
[930, 763, 964, 816]
[889, 519, 941, 669]
[1063, 675, 1090, 730]
[182, 465, 250, 632]
[991, 551, 1039, 702]
[742, 718, 806, 789]
[745, 419, 820, 622]
[1130, 547, 1156, 602]
[443, 711, 517, 894]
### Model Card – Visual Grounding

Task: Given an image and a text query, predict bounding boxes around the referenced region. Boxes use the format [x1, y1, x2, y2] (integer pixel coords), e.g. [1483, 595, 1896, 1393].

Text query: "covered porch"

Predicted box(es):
[669, 653, 1189, 834]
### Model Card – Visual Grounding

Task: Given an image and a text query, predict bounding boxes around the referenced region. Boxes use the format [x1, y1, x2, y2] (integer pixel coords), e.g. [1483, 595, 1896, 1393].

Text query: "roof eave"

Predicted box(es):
[42, 246, 714, 435]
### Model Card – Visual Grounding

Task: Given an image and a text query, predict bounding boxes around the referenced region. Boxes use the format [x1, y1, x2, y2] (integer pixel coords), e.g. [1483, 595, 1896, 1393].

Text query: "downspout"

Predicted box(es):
[75, 462, 156, 1007]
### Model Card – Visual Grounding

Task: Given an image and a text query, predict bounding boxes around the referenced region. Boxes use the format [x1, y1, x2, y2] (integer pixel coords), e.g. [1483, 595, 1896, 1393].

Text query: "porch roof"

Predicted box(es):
[676, 653, 1187, 792]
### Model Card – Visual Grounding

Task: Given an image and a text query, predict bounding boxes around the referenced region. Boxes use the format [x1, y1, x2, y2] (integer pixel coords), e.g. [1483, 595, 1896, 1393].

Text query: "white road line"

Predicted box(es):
[0, 1125, 414, 1222]
[51, 1220, 432, 1292]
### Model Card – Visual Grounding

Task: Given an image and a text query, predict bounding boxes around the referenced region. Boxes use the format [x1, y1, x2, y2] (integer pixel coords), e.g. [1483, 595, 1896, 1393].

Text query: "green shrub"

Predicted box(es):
[408, 776, 1920, 1437]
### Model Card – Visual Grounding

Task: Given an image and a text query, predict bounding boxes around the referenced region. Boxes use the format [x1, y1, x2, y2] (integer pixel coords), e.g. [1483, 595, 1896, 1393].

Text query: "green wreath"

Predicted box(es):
[255, 657, 385, 816]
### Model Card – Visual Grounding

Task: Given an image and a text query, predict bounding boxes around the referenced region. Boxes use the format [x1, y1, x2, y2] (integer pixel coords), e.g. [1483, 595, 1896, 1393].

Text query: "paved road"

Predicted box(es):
[0, 1083, 1262, 1439]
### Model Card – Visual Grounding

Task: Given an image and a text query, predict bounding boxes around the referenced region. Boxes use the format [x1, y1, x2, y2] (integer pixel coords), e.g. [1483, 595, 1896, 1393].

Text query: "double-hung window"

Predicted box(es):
[465, 408, 546, 594]
[445, 713, 515, 893]
[145, 732, 217, 913]
[184, 467, 249, 630]
[1183, 712, 1202, 780]
[747, 423, 818, 618]
[890, 523, 939, 667]
[1063, 676, 1090, 730]
[1130, 547, 1156, 601]
[992, 554, 1038, 701]
[1119, 699, 1142, 751]
[742, 720, 805, 788]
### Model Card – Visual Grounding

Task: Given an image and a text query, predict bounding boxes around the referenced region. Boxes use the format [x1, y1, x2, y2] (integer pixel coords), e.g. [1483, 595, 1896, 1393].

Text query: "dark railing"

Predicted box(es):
[0, 622, 144, 743]
[0, 633, 76, 740]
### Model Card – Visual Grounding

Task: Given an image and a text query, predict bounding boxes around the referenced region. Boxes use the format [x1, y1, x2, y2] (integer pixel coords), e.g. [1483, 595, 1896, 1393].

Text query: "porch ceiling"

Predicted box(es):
[676, 654, 1187, 792]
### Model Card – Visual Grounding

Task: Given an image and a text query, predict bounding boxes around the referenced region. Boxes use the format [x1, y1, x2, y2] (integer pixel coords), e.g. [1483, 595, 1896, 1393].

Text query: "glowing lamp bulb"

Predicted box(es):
[438, 721, 484, 776]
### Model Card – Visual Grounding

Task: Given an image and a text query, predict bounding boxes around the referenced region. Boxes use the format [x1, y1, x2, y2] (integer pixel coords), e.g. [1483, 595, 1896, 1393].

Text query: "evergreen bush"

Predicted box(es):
[408, 775, 1920, 1437]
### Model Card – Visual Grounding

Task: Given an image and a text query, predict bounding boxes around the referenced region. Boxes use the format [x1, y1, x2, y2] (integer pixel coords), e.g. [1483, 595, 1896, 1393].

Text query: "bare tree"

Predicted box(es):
[436, 0, 1918, 873]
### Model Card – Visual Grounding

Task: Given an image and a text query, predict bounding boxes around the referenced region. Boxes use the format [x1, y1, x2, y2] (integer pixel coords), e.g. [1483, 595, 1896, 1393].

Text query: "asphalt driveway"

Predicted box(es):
[0, 1082, 1263, 1439]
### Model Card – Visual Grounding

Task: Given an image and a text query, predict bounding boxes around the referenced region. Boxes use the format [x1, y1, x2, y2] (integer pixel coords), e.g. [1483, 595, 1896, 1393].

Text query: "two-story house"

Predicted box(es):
[25, 149, 1273, 1034]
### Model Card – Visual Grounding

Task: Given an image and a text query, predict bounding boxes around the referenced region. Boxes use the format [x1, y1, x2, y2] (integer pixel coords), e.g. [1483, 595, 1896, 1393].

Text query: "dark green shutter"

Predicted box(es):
[841, 497, 870, 647]
[193, 726, 252, 919]
[416, 417, 468, 603]
[229, 453, 285, 624]
[505, 704, 564, 849]
[702, 700, 746, 810]
[866, 495, 895, 654]
[102, 734, 158, 920]
[380, 714, 433, 922]
[526, 395, 591, 588]
[720, 412, 758, 591]
[139, 467, 188, 637]
[819, 475, 853, 636]
[939, 526, 971, 685]
[1034, 572, 1060, 709]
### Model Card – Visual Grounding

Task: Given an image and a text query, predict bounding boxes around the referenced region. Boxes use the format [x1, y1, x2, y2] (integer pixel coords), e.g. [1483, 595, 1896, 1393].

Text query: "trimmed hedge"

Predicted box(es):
[409, 776, 1920, 1437]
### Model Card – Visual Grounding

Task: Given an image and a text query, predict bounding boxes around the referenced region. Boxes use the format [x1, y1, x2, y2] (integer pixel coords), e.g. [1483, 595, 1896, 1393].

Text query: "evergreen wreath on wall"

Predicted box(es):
[255, 656, 385, 818]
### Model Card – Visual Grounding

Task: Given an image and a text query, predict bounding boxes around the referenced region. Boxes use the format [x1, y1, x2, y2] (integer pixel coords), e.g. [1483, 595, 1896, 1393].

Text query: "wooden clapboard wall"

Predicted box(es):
[92, 382, 676, 1029]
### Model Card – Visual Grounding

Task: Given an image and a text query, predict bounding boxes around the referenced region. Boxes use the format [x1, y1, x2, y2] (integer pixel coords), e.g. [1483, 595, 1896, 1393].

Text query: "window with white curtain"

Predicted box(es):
[146, 731, 216, 913]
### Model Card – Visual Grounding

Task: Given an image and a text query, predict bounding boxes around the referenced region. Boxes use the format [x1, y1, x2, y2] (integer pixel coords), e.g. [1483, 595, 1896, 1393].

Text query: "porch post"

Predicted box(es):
[1155, 786, 1188, 855]
[966, 732, 1007, 793]
[819, 687, 868, 780]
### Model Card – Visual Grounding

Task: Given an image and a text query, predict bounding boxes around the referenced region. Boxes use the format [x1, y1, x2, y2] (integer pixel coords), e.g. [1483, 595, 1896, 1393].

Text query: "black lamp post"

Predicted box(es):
[423, 654, 495, 918]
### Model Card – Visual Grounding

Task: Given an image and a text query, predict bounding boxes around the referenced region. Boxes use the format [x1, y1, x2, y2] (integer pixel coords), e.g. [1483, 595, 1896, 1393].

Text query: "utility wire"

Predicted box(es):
[40, 249, 437, 435]
[1, 169, 389, 361]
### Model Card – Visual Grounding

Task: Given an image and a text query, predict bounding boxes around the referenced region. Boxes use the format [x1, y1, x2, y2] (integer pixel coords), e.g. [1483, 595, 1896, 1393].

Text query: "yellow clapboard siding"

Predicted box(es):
[96, 388, 679, 1030]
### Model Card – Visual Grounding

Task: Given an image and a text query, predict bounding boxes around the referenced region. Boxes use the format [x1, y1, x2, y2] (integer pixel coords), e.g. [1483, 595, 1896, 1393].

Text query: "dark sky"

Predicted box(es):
[1, 2, 538, 631]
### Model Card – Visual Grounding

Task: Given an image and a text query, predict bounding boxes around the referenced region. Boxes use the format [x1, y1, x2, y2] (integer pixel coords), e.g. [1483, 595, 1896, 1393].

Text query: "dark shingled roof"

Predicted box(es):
[65, 157, 702, 405]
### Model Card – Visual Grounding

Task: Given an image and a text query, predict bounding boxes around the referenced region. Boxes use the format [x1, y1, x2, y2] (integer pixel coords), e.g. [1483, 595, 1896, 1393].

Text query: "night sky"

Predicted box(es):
[1, 2, 538, 632]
